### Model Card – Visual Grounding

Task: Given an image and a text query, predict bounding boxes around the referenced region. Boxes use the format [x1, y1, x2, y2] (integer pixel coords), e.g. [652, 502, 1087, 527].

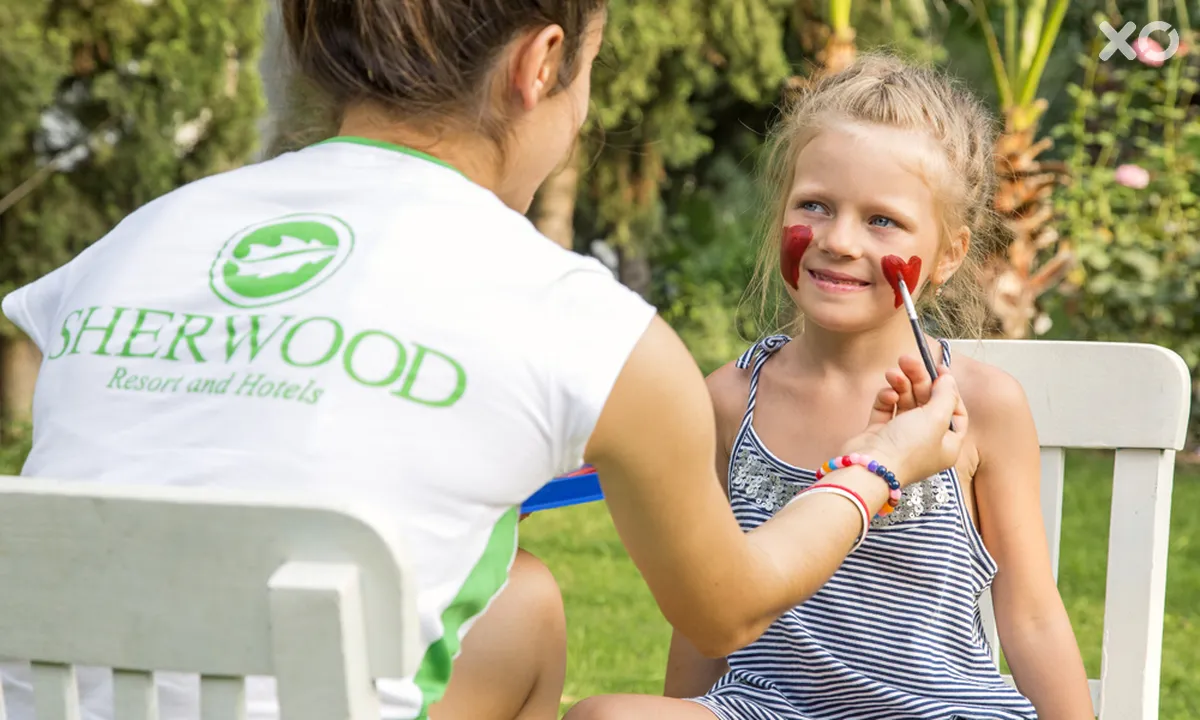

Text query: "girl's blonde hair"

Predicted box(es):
[747, 52, 999, 339]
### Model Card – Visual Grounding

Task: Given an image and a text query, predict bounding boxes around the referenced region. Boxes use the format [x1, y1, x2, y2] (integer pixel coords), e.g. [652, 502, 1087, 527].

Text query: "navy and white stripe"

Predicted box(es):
[690, 335, 1038, 720]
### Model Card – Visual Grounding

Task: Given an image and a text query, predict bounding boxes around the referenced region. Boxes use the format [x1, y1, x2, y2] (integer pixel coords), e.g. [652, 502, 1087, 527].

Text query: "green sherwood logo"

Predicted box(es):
[210, 213, 354, 308]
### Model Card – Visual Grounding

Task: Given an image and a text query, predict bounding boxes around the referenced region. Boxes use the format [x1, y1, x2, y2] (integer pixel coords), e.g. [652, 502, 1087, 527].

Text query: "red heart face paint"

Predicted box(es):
[881, 255, 922, 308]
[780, 225, 813, 290]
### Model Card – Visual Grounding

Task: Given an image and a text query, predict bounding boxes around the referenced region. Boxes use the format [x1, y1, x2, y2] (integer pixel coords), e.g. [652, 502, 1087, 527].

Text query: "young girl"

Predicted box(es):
[568, 55, 1094, 720]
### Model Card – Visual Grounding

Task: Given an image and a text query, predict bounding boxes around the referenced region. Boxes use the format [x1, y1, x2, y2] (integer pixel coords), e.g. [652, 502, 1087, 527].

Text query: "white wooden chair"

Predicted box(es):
[947, 339, 1192, 720]
[0, 480, 420, 720]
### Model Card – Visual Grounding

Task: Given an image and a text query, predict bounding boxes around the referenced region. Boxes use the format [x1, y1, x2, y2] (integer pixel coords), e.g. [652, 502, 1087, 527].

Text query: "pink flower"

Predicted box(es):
[1115, 163, 1150, 189]
[1133, 36, 1167, 66]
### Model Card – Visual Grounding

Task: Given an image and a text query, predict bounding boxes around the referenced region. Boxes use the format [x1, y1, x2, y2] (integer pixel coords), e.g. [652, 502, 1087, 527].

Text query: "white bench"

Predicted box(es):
[948, 339, 1192, 720]
[0, 481, 420, 720]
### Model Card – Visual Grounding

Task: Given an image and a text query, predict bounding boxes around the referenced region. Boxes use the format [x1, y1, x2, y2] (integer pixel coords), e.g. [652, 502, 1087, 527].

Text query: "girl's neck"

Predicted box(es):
[790, 312, 928, 379]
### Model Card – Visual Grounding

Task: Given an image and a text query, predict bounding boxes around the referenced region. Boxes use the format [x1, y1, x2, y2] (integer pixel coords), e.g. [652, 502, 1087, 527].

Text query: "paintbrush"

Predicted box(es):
[881, 255, 955, 432]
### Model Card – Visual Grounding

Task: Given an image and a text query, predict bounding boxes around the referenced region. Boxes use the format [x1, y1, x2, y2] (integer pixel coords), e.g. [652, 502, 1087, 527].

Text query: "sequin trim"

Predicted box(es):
[870, 470, 952, 528]
[729, 445, 951, 528]
[729, 447, 804, 513]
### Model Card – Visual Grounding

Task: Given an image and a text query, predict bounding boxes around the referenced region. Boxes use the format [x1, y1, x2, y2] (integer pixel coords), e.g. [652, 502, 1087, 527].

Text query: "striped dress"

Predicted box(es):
[690, 335, 1039, 720]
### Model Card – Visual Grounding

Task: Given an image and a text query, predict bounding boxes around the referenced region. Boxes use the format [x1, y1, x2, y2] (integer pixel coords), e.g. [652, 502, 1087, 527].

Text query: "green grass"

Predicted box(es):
[519, 451, 1200, 718]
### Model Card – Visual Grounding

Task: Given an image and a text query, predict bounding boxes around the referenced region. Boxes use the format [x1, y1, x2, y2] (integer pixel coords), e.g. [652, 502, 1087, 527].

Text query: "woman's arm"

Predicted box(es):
[969, 366, 1094, 720]
[661, 363, 745, 698]
[583, 317, 967, 658]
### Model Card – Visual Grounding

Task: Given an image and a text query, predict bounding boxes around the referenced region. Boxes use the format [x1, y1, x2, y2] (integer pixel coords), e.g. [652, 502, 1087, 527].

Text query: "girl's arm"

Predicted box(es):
[970, 366, 1094, 719]
[583, 317, 968, 658]
[664, 631, 729, 698]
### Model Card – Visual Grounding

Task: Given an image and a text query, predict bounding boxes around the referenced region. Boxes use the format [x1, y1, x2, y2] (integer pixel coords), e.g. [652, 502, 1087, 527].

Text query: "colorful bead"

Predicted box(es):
[814, 453, 902, 520]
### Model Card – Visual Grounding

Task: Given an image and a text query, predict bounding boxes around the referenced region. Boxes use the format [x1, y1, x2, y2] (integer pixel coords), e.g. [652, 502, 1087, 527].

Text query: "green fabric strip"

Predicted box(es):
[314, 136, 466, 178]
[413, 507, 519, 718]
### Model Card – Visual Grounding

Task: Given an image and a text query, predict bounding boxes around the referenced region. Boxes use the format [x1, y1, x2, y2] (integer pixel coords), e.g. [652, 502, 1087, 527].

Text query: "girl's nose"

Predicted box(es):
[817, 217, 863, 259]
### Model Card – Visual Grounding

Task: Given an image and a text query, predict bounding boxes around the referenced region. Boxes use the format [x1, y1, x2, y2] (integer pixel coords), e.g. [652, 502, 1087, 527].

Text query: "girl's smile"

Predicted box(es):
[806, 267, 872, 293]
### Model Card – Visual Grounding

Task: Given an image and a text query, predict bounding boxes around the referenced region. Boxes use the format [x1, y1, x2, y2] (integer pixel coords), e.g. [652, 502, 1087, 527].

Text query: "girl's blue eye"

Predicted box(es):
[869, 216, 898, 228]
[800, 201, 826, 213]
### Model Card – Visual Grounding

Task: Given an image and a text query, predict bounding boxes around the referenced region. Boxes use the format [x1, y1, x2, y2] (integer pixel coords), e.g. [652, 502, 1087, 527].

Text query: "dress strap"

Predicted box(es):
[937, 338, 952, 368]
[734, 335, 791, 434]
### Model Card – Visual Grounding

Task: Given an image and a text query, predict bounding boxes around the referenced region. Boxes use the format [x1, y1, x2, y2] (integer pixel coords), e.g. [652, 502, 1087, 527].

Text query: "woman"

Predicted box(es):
[1, 3, 967, 720]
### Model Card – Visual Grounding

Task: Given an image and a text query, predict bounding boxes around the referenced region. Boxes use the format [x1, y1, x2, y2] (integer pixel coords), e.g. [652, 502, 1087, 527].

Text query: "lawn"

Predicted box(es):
[519, 451, 1200, 719]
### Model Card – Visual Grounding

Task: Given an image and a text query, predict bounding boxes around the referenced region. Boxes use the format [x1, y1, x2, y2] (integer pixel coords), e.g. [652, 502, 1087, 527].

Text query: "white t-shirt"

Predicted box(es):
[0, 137, 657, 720]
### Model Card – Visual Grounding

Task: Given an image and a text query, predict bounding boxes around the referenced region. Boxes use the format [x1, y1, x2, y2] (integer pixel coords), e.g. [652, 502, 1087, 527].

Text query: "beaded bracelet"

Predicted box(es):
[786, 485, 869, 552]
[815, 453, 901, 518]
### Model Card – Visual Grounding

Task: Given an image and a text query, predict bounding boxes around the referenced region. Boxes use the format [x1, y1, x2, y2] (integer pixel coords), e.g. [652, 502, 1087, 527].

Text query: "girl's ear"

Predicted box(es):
[933, 226, 970, 285]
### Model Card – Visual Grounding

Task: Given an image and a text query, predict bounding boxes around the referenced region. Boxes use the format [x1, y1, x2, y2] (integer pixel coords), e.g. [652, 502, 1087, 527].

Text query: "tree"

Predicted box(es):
[969, 0, 1073, 338]
[577, 0, 793, 297]
[821, 0, 858, 72]
[0, 0, 265, 428]
[0, 0, 66, 431]
[532, 144, 583, 250]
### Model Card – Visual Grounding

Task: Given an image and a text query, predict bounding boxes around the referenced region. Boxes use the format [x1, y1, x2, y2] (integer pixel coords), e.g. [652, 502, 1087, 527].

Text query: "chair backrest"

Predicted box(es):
[0, 478, 420, 720]
[947, 339, 1191, 720]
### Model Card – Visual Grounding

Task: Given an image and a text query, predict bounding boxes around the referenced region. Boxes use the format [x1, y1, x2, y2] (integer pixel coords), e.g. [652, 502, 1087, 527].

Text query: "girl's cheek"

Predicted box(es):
[880, 254, 923, 309]
[780, 225, 813, 290]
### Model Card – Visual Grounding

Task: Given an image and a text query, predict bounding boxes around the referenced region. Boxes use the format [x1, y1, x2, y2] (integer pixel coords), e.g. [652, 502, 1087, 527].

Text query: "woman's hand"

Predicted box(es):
[842, 355, 967, 486]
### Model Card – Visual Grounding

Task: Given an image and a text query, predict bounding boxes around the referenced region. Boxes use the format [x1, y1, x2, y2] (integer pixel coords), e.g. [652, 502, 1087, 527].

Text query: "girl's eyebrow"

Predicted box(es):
[787, 181, 833, 201]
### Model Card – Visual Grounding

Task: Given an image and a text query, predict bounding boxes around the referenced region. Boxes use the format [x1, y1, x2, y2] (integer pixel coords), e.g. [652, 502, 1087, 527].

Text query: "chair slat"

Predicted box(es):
[1039, 447, 1066, 580]
[269, 562, 379, 720]
[113, 670, 158, 720]
[977, 588, 999, 666]
[1099, 448, 1175, 720]
[945, 340, 1190, 449]
[0, 668, 8, 720]
[1002, 674, 1100, 716]
[200, 676, 244, 720]
[32, 663, 80, 720]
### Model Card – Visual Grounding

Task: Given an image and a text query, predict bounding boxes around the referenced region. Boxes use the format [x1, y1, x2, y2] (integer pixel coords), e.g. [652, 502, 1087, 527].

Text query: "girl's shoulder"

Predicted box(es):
[705, 359, 752, 426]
[706, 334, 791, 421]
[949, 352, 1036, 436]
